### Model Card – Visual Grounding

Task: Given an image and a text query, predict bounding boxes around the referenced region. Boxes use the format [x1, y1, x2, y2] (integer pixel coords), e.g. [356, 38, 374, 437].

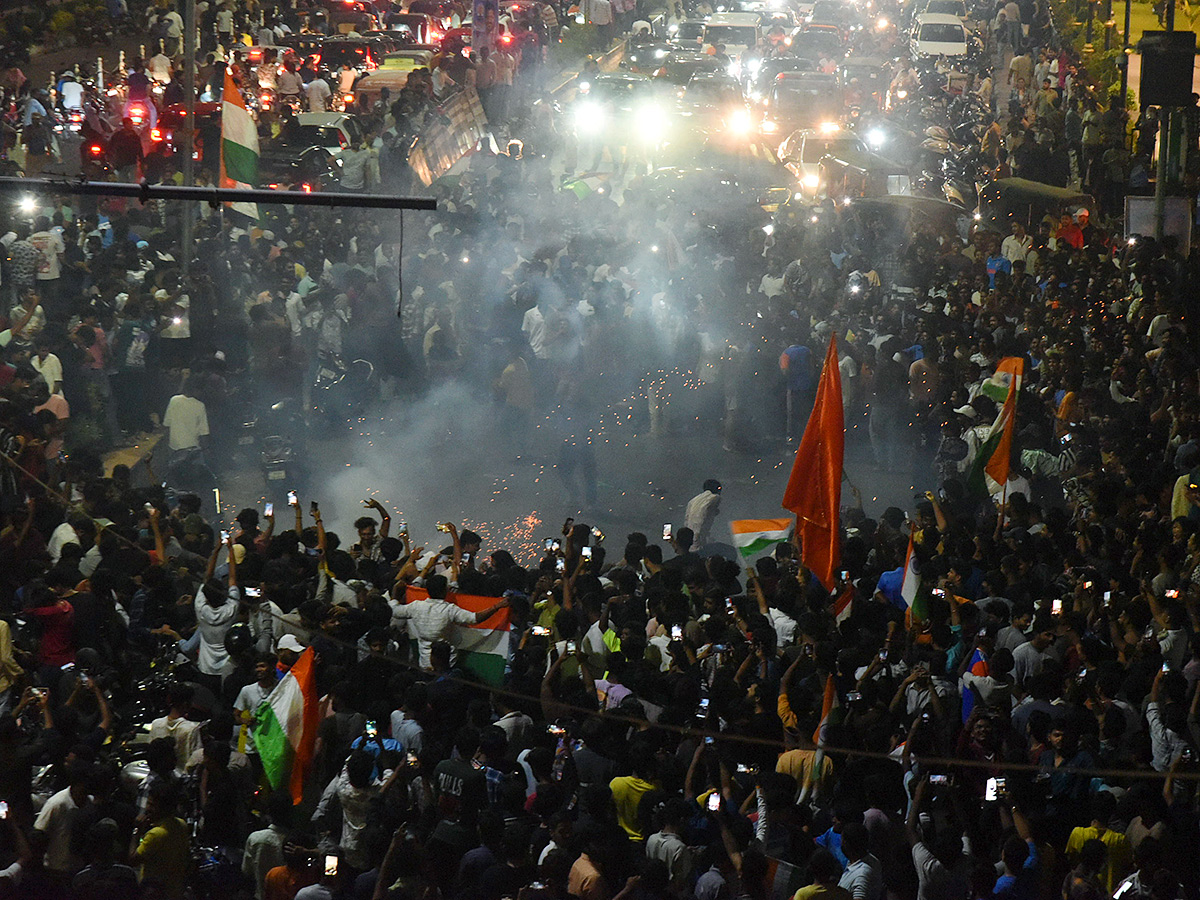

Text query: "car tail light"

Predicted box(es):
[268, 183, 281, 189]
[150, 128, 163, 141]
[88, 144, 103, 157]
[301, 183, 313, 192]
[344, 93, 355, 104]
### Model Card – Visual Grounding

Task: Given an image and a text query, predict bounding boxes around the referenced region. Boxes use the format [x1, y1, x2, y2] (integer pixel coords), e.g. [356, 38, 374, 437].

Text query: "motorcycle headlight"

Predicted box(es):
[726, 60, 740, 77]
[802, 173, 820, 190]
[655, 48, 668, 58]
[747, 58, 762, 75]
[574, 102, 606, 134]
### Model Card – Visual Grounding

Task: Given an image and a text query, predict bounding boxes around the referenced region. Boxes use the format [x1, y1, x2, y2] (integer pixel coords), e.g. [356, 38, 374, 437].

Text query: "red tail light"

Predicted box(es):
[88, 144, 103, 157]
[301, 183, 313, 192]
[150, 128, 163, 141]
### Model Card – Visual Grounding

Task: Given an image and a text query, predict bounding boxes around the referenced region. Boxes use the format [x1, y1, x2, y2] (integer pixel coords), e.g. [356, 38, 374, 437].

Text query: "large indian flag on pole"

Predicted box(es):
[404, 586, 511, 685]
[220, 69, 260, 220]
[255, 646, 318, 804]
[730, 518, 793, 559]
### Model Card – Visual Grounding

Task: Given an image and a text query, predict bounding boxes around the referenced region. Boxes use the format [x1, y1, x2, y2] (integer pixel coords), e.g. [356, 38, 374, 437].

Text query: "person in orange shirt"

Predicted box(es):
[263, 845, 319, 900]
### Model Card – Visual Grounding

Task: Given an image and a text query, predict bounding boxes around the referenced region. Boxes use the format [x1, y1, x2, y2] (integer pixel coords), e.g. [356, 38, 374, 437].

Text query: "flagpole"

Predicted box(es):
[181, 0, 196, 279]
[996, 480, 1009, 536]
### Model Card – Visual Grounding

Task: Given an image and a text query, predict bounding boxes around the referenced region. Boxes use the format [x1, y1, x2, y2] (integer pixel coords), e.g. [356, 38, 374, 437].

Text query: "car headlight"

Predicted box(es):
[727, 60, 740, 77]
[818, 121, 840, 134]
[802, 173, 820, 190]
[655, 48, 668, 58]
[747, 58, 762, 75]
[762, 120, 778, 133]
[634, 104, 667, 141]
[866, 127, 886, 148]
[727, 107, 752, 135]
[575, 102, 606, 133]
[578, 80, 591, 94]
[876, 15, 889, 29]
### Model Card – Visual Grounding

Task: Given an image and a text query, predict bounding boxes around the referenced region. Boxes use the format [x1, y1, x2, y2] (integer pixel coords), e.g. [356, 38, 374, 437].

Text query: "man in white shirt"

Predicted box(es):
[305, 75, 332, 111]
[242, 791, 292, 900]
[521, 299, 550, 360]
[1011, 619, 1057, 688]
[147, 682, 202, 770]
[234, 654, 278, 758]
[389, 574, 508, 668]
[34, 771, 92, 877]
[29, 216, 64, 306]
[1000, 222, 1031, 263]
[194, 543, 241, 682]
[163, 381, 209, 452]
[838, 822, 884, 900]
[31, 338, 63, 394]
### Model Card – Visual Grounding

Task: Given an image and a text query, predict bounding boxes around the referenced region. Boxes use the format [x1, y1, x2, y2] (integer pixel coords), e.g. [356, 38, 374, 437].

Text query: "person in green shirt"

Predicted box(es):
[130, 781, 190, 899]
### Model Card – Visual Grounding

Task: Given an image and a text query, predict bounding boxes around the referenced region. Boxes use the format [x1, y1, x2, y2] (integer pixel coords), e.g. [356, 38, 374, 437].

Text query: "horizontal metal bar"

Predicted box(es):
[0, 177, 438, 211]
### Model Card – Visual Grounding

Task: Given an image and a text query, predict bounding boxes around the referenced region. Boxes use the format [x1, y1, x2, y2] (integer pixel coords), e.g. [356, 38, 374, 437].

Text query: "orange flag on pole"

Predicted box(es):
[782, 335, 844, 591]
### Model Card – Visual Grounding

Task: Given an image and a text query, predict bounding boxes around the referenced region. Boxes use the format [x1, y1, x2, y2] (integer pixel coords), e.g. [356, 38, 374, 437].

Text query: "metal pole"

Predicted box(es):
[182, 0, 197, 280]
[1103, 0, 1112, 50]
[1118, 0, 1131, 107]
[1085, 0, 1095, 51]
[1154, 110, 1168, 240]
[1167, 0, 1175, 28]
[0, 177, 438, 210]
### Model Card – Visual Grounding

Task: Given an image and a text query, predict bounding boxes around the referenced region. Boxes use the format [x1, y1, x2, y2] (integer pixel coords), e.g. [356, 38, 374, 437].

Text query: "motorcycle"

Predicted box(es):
[257, 398, 307, 500]
[313, 354, 375, 428]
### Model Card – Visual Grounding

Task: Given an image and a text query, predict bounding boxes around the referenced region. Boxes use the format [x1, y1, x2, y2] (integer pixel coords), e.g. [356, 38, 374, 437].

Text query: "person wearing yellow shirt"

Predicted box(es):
[609, 741, 658, 841]
[131, 782, 190, 900]
[1064, 792, 1132, 895]
[793, 849, 851, 900]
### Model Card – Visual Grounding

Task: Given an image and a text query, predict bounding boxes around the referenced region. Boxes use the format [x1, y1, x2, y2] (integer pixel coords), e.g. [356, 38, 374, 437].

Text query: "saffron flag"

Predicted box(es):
[730, 518, 793, 559]
[960, 647, 990, 722]
[255, 646, 318, 804]
[813, 673, 838, 744]
[220, 70, 260, 220]
[968, 358, 1024, 496]
[782, 335, 844, 591]
[405, 586, 511, 685]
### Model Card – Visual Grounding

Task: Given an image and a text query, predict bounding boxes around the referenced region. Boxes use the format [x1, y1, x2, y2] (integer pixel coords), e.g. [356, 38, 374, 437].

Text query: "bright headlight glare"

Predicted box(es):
[866, 127, 886, 147]
[728, 108, 752, 134]
[747, 58, 762, 75]
[575, 103, 606, 133]
[655, 48, 668, 58]
[802, 173, 820, 189]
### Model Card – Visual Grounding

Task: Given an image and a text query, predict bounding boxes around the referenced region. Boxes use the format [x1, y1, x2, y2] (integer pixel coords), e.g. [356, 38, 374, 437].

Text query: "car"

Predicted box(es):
[760, 71, 840, 136]
[288, 113, 366, 159]
[745, 56, 817, 103]
[667, 19, 709, 46]
[315, 36, 391, 77]
[676, 70, 755, 137]
[917, 0, 968, 19]
[384, 11, 440, 42]
[654, 49, 726, 86]
[808, 0, 855, 29]
[625, 39, 677, 73]
[777, 125, 865, 193]
[148, 101, 221, 161]
[838, 56, 888, 109]
[909, 13, 969, 56]
[785, 28, 843, 63]
[572, 72, 674, 153]
[702, 12, 762, 70]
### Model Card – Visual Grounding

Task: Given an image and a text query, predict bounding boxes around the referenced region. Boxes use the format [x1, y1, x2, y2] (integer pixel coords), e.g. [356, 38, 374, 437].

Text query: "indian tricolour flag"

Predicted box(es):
[405, 586, 511, 685]
[255, 646, 318, 804]
[730, 518, 793, 559]
[220, 69, 260, 220]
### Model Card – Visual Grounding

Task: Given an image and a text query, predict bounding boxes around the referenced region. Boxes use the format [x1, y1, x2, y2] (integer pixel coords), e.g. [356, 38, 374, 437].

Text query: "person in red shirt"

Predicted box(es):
[1054, 212, 1084, 250]
[24, 580, 74, 673]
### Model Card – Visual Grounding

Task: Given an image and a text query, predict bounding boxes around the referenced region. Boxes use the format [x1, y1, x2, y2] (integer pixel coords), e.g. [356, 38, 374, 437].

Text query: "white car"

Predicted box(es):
[293, 112, 366, 159]
[910, 13, 968, 56]
[702, 12, 762, 75]
[777, 125, 865, 194]
[919, 0, 968, 19]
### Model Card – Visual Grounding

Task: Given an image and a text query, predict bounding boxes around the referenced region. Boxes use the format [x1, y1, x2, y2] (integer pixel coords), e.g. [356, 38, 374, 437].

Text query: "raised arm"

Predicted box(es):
[364, 498, 391, 540]
[746, 566, 769, 617]
[148, 506, 166, 566]
[226, 531, 238, 589]
[905, 776, 929, 847]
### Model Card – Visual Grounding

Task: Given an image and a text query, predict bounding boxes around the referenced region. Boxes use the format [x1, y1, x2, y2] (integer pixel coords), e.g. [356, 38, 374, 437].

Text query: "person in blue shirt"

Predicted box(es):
[779, 339, 813, 441]
[993, 805, 1039, 900]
